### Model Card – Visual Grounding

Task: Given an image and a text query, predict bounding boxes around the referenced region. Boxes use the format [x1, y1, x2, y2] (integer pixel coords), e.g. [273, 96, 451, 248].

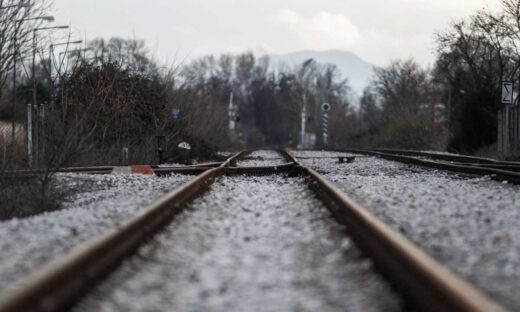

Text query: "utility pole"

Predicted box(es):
[32, 29, 38, 164]
[5, 1, 34, 142]
[299, 94, 307, 148]
[31, 23, 68, 166]
[27, 104, 32, 165]
[228, 92, 235, 131]
[11, 34, 17, 143]
[447, 83, 452, 139]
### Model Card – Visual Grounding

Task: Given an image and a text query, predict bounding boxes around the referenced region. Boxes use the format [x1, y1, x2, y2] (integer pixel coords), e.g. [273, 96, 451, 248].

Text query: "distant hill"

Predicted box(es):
[267, 50, 375, 96]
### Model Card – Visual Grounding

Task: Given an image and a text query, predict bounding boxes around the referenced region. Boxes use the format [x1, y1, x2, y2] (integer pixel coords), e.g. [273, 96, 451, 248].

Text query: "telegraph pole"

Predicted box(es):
[11, 34, 17, 142]
[299, 94, 307, 148]
[228, 92, 235, 131]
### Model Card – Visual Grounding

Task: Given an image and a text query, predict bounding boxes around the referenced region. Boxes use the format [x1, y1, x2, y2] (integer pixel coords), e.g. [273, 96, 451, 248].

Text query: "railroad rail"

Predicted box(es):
[370, 148, 520, 165]
[337, 148, 520, 184]
[0, 162, 226, 178]
[0, 149, 507, 311]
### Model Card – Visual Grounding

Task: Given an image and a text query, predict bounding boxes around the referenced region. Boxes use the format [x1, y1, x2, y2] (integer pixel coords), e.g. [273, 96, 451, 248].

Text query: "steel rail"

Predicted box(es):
[0, 149, 288, 312]
[345, 149, 520, 184]
[423, 160, 520, 173]
[0, 162, 227, 178]
[1, 161, 224, 175]
[0, 149, 507, 311]
[0, 167, 213, 178]
[0, 151, 247, 312]
[282, 149, 506, 312]
[357, 148, 520, 165]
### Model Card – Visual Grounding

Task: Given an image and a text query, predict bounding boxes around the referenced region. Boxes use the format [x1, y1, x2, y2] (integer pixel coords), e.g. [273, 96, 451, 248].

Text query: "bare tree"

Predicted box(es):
[0, 0, 52, 99]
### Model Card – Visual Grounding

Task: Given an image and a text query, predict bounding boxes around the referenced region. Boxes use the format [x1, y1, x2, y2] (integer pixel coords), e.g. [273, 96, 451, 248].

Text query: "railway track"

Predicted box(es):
[0, 150, 507, 311]
[337, 148, 520, 184]
[1, 162, 225, 178]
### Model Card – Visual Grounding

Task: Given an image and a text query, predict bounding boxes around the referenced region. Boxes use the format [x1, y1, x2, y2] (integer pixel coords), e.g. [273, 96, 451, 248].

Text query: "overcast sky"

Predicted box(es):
[51, 0, 501, 67]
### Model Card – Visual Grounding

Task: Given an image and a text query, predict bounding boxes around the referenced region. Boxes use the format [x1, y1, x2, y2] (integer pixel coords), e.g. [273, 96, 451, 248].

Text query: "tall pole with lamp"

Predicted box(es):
[0, 0, 33, 142]
[48, 40, 81, 111]
[30, 22, 68, 166]
[49, 40, 82, 82]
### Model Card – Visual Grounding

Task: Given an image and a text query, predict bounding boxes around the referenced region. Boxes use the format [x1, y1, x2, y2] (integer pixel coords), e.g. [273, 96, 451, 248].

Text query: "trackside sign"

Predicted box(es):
[502, 81, 514, 105]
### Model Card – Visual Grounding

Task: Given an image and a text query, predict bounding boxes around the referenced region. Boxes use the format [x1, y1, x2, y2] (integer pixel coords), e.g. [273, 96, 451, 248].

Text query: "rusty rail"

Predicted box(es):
[0, 149, 507, 311]
[0, 149, 287, 312]
[340, 149, 520, 184]
[343, 148, 520, 165]
[0, 151, 248, 312]
[282, 149, 506, 312]
[1, 162, 226, 177]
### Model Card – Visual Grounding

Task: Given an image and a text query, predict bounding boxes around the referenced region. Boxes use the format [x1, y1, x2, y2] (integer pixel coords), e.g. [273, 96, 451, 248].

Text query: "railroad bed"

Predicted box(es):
[295, 150, 520, 311]
[0, 150, 509, 311]
[236, 150, 289, 167]
[0, 173, 193, 292]
[76, 175, 401, 311]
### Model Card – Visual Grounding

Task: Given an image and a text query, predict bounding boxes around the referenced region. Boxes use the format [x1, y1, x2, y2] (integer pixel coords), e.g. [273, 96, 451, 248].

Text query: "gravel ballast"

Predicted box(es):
[237, 150, 288, 167]
[0, 173, 192, 292]
[294, 150, 520, 310]
[76, 175, 403, 312]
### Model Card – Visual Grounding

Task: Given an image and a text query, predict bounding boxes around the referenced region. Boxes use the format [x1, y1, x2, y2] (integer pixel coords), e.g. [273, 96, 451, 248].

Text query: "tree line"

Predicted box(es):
[3, 0, 520, 169]
[353, 0, 520, 154]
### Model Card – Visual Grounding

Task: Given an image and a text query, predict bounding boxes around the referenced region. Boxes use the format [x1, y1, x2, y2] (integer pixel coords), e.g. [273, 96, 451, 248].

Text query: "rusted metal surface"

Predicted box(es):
[283, 149, 507, 312]
[0, 150, 289, 312]
[0, 149, 508, 311]
[425, 161, 520, 172]
[354, 150, 520, 184]
[1, 162, 225, 178]
[352, 148, 520, 166]
[0, 151, 246, 312]
[224, 150, 252, 167]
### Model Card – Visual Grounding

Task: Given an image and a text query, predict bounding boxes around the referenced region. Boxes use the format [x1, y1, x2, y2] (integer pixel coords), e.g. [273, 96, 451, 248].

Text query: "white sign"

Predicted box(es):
[502, 81, 514, 104]
[321, 103, 331, 112]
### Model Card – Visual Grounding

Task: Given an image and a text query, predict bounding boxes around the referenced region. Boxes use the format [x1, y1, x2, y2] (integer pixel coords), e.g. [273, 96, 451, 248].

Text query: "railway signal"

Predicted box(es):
[321, 103, 331, 147]
[501, 81, 514, 154]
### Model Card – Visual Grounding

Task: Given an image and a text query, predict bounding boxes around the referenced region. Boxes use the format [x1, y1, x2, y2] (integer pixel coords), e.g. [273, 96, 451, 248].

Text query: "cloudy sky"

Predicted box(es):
[51, 0, 501, 67]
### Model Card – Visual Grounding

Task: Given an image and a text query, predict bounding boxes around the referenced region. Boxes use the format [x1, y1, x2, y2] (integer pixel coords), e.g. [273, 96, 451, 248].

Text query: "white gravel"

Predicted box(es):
[75, 175, 402, 312]
[237, 150, 288, 167]
[294, 150, 520, 310]
[0, 172, 192, 293]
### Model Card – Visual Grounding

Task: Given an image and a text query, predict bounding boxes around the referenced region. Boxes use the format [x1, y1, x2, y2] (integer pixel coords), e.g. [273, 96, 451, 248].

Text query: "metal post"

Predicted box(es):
[505, 105, 510, 155]
[11, 33, 17, 143]
[27, 104, 32, 166]
[497, 111, 503, 154]
[447, 84, 452, 139]
[122, 147, 129, 166]
[49, 44, 53, 104]
[323, 112, 329, 147]
[32, 30, 37, 126]
[34, 104, 38, 167]
[49, 44, 53, 80]
[228, 92, 235, 131]
[156, 135, 166, 165]
[299, 94, 306, 148]
[40, 103, 45, 161]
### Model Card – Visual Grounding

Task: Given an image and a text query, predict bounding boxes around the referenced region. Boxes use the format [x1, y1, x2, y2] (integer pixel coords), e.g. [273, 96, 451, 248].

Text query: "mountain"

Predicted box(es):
[267, 50, 375, 97]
